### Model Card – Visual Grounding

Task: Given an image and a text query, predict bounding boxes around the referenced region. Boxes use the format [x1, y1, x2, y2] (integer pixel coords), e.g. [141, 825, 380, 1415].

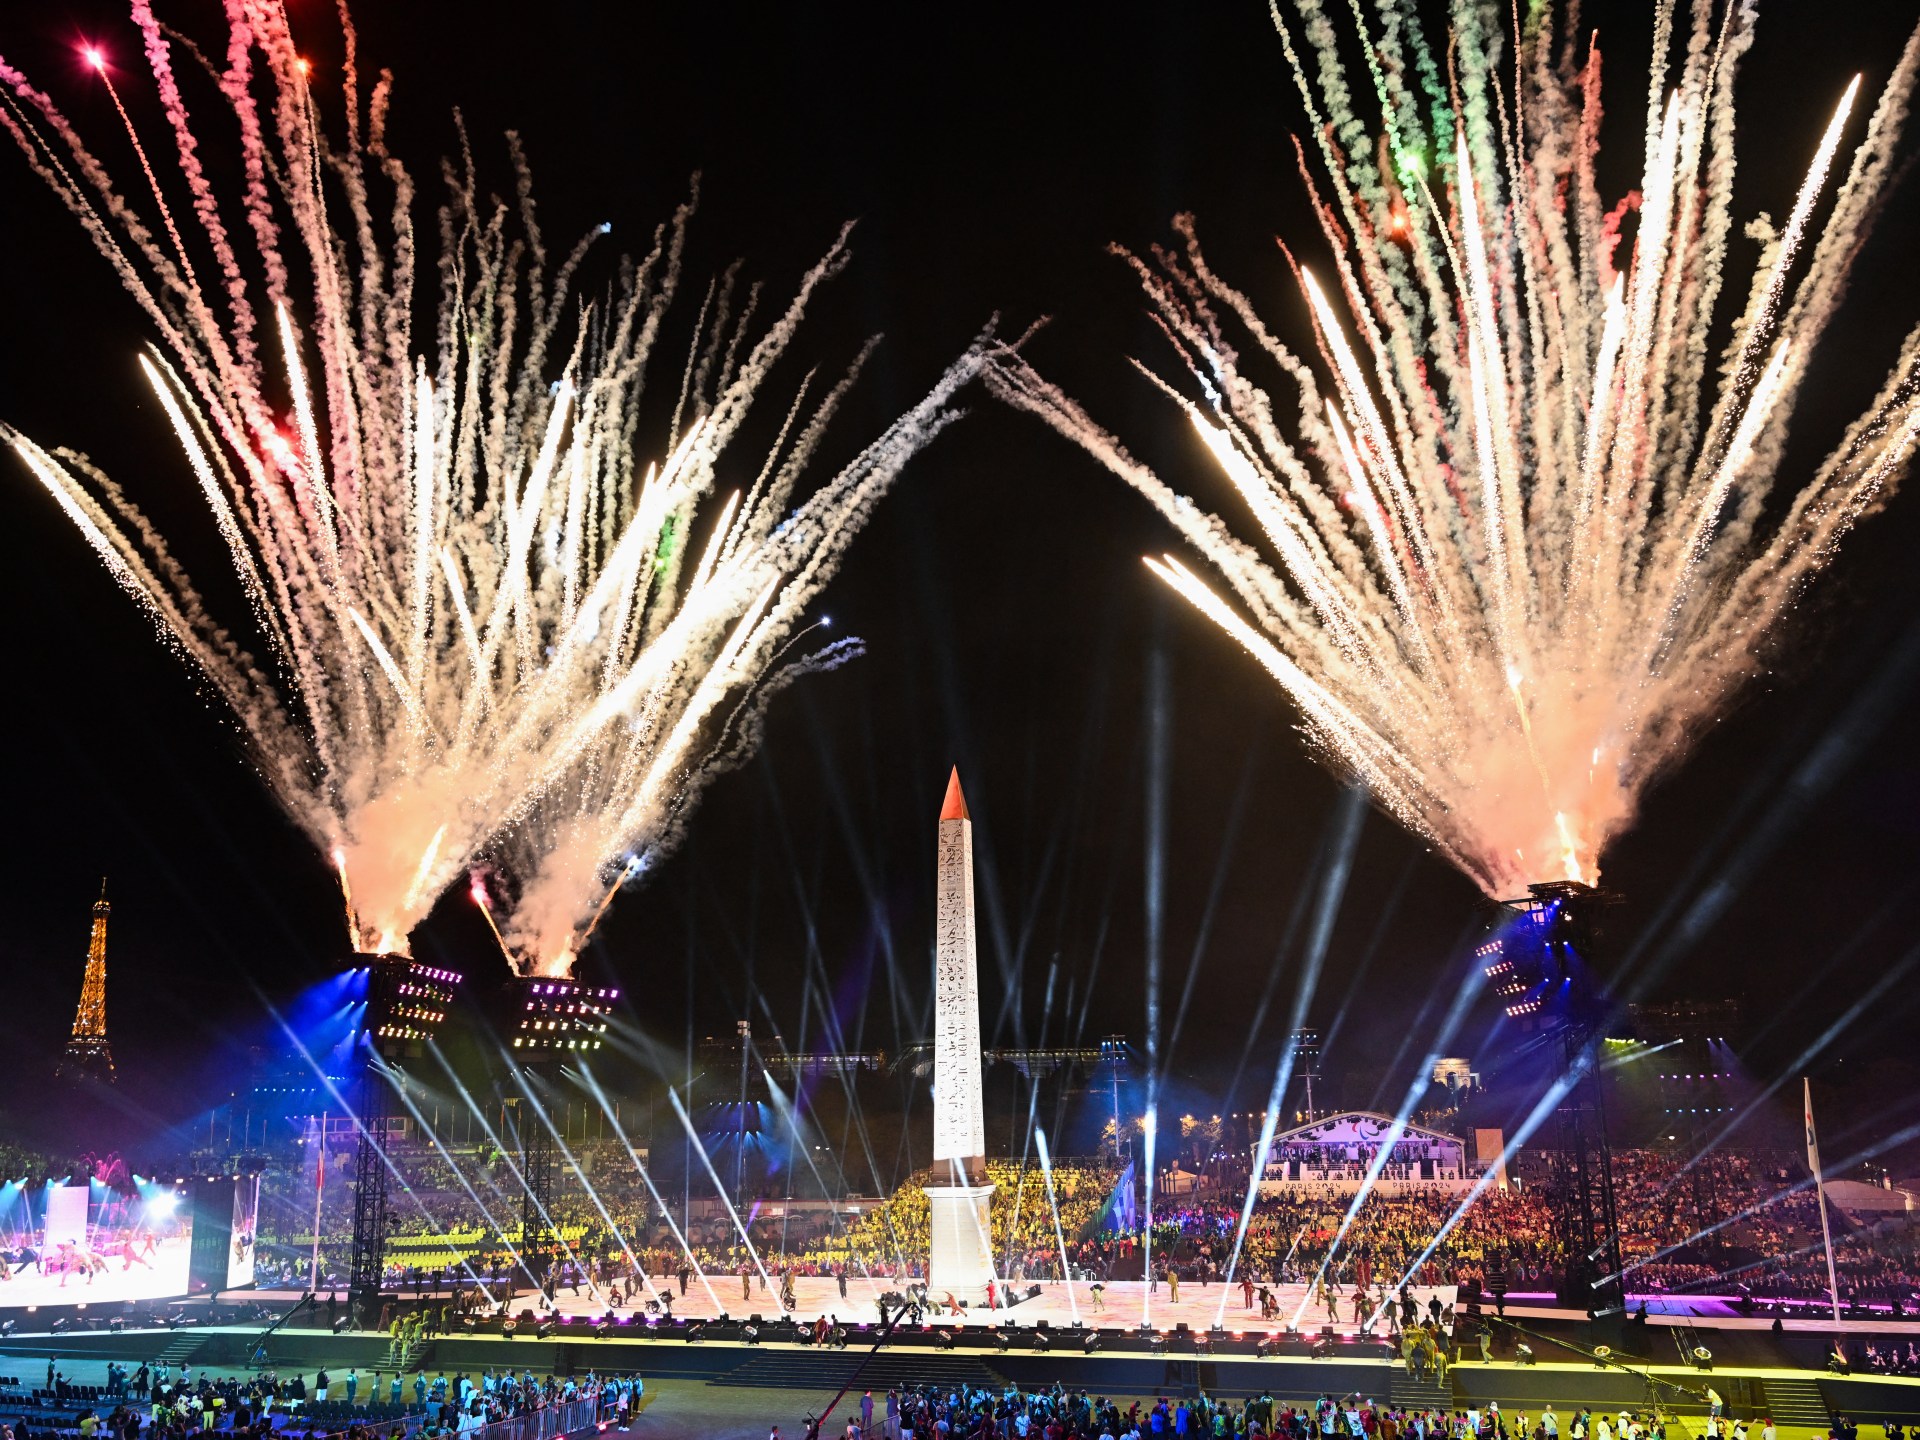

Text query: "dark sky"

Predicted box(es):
[1, 0, 1917, 1150]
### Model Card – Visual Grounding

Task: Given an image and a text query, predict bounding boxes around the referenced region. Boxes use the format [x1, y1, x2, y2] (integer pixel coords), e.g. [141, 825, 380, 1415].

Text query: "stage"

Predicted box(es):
[532, 1275, 1458, 1336]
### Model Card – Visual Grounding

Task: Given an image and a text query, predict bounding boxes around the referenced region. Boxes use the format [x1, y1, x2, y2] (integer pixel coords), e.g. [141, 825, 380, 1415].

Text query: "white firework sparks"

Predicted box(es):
[2, 3, 982, 960]
[988, 0, 1920, 895]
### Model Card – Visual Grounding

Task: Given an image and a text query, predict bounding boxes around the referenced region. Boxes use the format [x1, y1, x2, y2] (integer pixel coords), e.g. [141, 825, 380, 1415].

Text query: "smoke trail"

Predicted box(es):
[985, 2, 1920, 897]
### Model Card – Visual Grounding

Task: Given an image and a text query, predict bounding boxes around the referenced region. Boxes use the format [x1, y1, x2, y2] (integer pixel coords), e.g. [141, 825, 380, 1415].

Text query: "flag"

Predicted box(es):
[1803, 1079, 1821, 1179]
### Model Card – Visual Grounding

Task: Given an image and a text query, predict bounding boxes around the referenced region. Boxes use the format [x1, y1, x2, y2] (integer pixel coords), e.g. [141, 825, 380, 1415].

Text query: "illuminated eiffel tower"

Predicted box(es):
[58, 881, 115, 1083]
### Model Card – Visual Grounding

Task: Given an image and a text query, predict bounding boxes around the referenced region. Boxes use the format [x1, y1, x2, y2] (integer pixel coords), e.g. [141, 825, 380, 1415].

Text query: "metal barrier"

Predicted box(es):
[467, 1397, 601, 1440]
[289, 1396, 599, 1440]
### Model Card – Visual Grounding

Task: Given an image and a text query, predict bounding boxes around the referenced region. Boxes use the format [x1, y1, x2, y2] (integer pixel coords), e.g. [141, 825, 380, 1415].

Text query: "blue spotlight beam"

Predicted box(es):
[665, 1087, 785, 1314]
[1289, 940, 1491, 1330]
[422, 1041, 549, 1296]
[758, 1068, 901, 1293]
[507, 1058, 661, 1312]
[264, 1009, 482, 1297]
[374, 1060, 532, 1296]
[574, 1065, 726, 1314]
[1670, 942, 1920, 1191]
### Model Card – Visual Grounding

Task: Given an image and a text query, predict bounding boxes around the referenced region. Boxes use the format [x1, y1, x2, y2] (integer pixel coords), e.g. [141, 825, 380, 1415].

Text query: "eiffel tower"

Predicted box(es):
[58, 881, 115, 1083]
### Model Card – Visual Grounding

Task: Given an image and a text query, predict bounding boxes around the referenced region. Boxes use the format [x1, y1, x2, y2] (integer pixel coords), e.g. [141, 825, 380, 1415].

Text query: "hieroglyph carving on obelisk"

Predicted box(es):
[932, 767, 986, 1179]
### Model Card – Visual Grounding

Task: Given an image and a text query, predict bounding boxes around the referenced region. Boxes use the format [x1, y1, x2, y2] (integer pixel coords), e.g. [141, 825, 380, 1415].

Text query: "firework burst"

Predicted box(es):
[2, 3, 982, 959]
[988, 0, 1920, 895]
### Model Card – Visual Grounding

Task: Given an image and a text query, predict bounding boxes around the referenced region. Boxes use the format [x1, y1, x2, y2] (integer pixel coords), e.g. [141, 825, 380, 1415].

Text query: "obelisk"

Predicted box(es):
[923, 767, 996, 1306]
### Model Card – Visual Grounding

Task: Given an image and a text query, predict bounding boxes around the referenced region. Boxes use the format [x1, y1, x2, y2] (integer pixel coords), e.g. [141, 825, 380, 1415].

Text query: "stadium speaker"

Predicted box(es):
[1692, 1347, 1713, 1370]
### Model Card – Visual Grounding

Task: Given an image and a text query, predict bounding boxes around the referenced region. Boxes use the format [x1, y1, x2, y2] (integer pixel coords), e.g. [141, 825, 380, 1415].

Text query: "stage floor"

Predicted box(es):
[537, 1275, 1457, 1336]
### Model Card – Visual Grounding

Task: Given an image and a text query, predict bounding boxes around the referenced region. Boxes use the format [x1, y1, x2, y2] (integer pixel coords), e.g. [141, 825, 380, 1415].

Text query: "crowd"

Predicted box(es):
[2, 1363, 643, 1440]
[237, 1142, 1918, 1311]
[787, 1384, 1703, 1440]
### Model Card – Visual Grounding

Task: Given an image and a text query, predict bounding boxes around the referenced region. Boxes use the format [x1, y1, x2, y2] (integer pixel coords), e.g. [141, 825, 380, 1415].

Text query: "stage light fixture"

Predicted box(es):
[1516, 1344, 1535, 1366]
[536, 1320, 555, 1339]
[993, 1329, 1011, 1352]
[332, 1317, 351, 1334]
[1692, 1346, 1713, 1370]
[1082, 1333, 1100, 1354]
[50, 1318, 72, 1335]
[1033, 1331, 1051, 1352]
[1256, 1339, 1277, 1359]
[0, 1320, 15, 1337]
[744, 1324, 760, 1345]
[1148, 1332, 1167, 1354]
[936, 1329, 954, 1351]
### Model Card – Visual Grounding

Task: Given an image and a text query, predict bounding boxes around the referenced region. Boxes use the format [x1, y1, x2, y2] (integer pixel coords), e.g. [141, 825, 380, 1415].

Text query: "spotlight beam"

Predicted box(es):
[665, 1086, 784, 1313]
[1290, 939, 1491, 1331]
[424, 1041, 546, 1296]
[1032, 1127, 1080, 1326]
[575, 1065, 725, 1313]
[1214, 788, 1362, 1326]
[507, 1059, 658, 1311]
[375, 1058, 529, 1293]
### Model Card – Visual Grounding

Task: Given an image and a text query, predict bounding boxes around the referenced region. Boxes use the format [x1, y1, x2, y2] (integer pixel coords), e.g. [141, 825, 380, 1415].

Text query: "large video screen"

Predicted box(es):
[0, 1180, 193, 1306]
[227, 1175, 260, 1289]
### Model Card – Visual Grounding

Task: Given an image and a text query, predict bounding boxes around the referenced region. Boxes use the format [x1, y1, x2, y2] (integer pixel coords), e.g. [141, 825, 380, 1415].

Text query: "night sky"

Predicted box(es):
[1, 1, 1917, 1156]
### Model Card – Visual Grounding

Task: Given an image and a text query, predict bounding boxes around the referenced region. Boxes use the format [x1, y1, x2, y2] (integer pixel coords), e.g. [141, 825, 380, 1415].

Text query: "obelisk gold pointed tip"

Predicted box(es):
[940, 767, 969, 822]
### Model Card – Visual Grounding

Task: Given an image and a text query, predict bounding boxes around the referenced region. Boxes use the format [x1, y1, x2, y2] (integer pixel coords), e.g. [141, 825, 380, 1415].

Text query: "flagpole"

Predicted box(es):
[310, 1113, 326, 1294]
[1804, 1079, 1843, 1331]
